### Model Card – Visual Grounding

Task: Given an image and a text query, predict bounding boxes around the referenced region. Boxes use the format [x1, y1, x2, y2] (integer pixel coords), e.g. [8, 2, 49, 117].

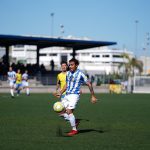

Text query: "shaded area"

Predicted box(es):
[56, 118, 106, 137]
[78, 129, 106, 134]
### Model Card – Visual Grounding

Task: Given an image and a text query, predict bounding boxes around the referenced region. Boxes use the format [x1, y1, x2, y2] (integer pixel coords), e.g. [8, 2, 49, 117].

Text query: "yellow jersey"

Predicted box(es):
[57, 72, 66, 94]
[16, 73, 22, 84]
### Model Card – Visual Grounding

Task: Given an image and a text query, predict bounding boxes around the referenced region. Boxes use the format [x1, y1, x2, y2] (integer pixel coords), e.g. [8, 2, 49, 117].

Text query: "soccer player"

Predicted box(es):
[15, 69, 22, 96]
[7, 66, 16, 98]
[54, 61, 68, 98]
[59, 58, 97, 136]
[53, 61, 70, 120]
[22, 70, 30, 96]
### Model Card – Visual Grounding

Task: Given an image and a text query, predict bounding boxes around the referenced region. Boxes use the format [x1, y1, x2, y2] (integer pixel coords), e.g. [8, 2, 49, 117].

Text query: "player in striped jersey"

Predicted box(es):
[7, 67, 16, 98]
[60, 58, 97, 136]
[22, 70, 30, 96]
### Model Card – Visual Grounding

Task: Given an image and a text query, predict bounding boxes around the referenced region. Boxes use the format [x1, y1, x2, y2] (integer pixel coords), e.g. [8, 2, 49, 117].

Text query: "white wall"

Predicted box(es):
[10, 43, 134, 75]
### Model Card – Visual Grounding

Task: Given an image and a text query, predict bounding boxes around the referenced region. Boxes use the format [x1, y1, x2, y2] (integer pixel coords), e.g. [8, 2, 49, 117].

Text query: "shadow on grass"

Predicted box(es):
[56, 118, 107, 137]
[78, 129, 105, 134]
[57, 129, 106, 137]
[76, 118, 106, 134]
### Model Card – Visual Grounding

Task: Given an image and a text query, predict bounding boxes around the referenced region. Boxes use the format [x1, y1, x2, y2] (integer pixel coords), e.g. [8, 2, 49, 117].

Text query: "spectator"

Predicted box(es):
[50, 59, 55, 71]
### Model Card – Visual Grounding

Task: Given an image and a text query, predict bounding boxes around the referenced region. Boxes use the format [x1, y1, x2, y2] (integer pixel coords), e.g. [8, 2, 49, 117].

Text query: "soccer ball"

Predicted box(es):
[53, 102, 64, 112]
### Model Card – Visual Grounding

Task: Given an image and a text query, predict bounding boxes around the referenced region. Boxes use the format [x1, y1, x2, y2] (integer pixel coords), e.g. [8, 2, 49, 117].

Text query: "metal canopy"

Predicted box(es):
[0, 34, 116, 50]
[0, 34, 117, 68]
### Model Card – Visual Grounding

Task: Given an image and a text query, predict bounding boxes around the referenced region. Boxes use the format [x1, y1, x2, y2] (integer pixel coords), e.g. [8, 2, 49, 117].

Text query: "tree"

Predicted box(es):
[119, 53, 143, 78]
[119, 53, 143, 93]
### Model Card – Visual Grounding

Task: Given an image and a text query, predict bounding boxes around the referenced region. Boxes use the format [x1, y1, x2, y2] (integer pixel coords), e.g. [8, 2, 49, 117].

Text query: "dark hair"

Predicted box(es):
[60, 61, 67, 65]
[69, 58, 79, 65]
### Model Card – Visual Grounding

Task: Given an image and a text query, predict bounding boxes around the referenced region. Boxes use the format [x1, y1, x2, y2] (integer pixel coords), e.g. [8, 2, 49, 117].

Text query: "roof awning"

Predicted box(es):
[0, 34, 116, 50]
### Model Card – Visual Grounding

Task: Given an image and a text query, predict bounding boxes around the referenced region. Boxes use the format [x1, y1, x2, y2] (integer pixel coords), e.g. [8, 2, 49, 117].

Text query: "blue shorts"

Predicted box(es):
[15, 83, 22, 89]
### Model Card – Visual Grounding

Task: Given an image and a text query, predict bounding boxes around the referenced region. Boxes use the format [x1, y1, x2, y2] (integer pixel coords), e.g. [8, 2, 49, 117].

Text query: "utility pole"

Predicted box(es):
[50, 13, 54, 37]
[135, 20, 139, 57]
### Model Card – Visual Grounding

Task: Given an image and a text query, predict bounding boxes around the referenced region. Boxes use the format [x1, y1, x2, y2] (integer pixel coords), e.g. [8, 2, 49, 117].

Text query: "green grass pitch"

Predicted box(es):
[0, 93, 150, 150]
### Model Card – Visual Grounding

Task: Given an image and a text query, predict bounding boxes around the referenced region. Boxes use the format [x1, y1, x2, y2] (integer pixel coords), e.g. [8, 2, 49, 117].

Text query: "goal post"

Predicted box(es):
[133, 76, 150, 93]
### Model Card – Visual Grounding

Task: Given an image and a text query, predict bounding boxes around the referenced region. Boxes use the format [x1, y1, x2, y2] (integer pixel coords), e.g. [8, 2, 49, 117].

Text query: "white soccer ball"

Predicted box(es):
[53, 102, 64, 112]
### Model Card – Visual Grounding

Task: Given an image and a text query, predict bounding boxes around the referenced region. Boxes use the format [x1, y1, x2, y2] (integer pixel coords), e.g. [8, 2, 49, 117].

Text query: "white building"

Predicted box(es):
[11, 45, 37, 64]
[10, 44, 133, 75]
[76, 47, 133, 75]
[139, 56, 150, 75]
[0, 47, 5, 59]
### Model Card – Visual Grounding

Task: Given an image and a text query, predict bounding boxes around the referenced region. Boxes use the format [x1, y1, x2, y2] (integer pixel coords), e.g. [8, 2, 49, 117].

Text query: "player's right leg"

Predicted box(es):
[26, 86, 30, 96]
[9, 82, 15, 98]
[24, 82, 30, 96]
[58, 97, 69, 121]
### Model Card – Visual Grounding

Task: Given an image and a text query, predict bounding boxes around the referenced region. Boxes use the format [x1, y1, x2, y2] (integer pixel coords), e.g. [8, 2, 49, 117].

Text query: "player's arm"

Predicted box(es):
[22, 74, 24, 81]
[53, 75, 61, 97]
[13, 73, 16, 83]
[15, 74, 17, 82]
[53, 80, 61, 98]
[53, 83, 66, 98]
[7, 73, 10, 81]
[60, 84, 67, 95]
[86, 81, 97, 104]
[56, 79, 60, 92]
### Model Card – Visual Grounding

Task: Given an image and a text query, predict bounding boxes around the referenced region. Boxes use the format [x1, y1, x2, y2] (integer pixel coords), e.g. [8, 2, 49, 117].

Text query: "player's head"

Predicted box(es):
[69, 58, 79, 72]
[25, 70, 28, 74]
[17, 69, 21, 73]
[60, 61, 68, 72]
[9, 66, 12, 71]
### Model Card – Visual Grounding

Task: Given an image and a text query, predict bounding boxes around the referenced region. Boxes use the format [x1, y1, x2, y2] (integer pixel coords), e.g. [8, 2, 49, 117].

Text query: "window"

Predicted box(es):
[81, 53, 89, 56]
[70, 53, 79, 56]
[92, 55, 100, 58]
[102, 55, 110, 57]
[40, 53, 47, 56]
[14, 45, 24, 48]
[49, 53, 57, 56]
[13, 49, 24, 51]
[113, 55, 122, 58]
[27, 49, 35, 51]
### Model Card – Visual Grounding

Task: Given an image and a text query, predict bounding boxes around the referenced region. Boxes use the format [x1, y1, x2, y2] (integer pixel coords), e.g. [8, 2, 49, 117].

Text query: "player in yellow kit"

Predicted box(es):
[54, 61, 68, 99]
[53, 61, 69, 121]
[15, 69, 22, 96]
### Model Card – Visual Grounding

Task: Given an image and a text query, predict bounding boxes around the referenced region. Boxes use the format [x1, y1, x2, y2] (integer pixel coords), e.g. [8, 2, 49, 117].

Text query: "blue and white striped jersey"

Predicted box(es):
[22, 73, 28, 81]
[66, 69, 88, 94]
[7, 71, 16, 82]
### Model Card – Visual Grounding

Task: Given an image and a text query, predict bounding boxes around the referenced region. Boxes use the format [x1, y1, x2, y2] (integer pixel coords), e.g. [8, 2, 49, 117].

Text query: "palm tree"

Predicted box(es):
[119, 53, 143, 78]
[119, 53, 143, 93]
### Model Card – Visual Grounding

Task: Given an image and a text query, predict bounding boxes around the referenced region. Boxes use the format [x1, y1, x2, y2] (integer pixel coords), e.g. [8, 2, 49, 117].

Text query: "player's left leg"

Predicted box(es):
[65, 94, 80, 136]
[10, 82, 15, 98]
[25, 82, 30, 96]
[66, 109, 79, 136]
[16, 85, 20, 96]
[26, 87, 30, 95]
[16, 84, 22, 96]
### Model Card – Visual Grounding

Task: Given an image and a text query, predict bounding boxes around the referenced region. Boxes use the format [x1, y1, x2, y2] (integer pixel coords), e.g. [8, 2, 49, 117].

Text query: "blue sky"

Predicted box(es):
[0, 0, 150, 56]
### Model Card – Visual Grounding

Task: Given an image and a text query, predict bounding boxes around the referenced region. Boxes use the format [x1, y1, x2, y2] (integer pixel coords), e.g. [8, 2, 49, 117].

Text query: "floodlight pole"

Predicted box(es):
[135, 20, 139, 57]
[60, 24, 64, 38]
[144, 32, 150, 74]
[51, 13, 54, 37]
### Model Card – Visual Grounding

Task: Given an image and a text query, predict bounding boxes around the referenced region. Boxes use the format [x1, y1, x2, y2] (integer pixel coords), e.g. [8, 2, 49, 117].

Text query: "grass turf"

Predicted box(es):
[0, 93, 150, 150]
